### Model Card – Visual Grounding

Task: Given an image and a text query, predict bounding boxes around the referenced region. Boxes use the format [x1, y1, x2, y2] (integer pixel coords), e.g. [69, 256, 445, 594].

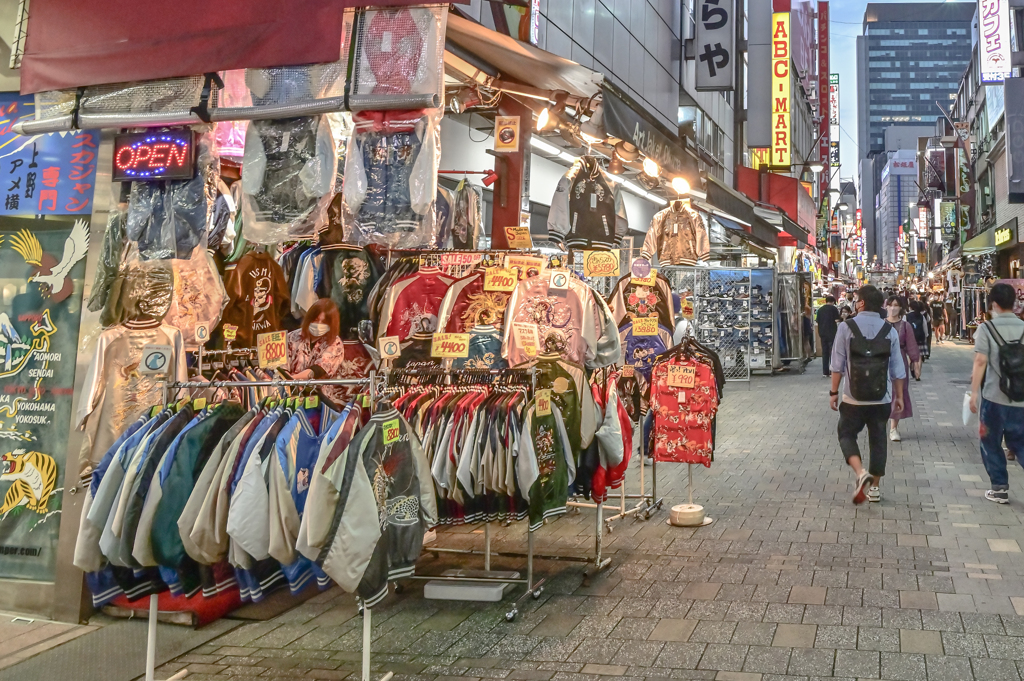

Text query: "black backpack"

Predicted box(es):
[984, 322, 1024, 402]
[846, 319, 893, 402]
[905, 311, 926, 346]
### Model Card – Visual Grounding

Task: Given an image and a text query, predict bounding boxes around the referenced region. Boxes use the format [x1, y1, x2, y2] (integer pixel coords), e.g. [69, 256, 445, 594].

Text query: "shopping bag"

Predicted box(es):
[963, 392, 979, 431]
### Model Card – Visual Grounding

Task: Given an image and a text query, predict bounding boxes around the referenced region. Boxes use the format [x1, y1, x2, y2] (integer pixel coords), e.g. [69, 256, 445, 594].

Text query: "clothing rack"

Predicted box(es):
[194, 346, 258, 375]
[438, 169, 493, 175]
[146, 376, 374, 681]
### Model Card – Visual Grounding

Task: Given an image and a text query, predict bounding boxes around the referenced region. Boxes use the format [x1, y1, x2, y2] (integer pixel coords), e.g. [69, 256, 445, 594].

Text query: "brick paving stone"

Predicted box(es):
[772, 624, 816, 648]
[972, 657, 1022, 681]
[899, 629, 944, 654]
[879, 652, 926, 681]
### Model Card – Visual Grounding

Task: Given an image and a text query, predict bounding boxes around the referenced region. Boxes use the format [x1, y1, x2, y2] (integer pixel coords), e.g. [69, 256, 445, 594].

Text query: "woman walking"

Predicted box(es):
[886, 296, 921, 441]
[905, 300, 928, 380]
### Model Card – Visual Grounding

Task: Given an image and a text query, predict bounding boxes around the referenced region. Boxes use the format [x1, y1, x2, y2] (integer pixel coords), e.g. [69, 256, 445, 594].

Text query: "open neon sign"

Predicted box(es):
[112, 130, 195, 182]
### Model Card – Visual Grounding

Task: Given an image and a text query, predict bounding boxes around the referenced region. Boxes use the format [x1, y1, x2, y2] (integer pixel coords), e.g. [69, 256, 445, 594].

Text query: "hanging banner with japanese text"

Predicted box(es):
[695, 0, 736, 91]
[0, 95, 98, 216]
[771, 12, 791, 169]
[978, 0, 1011, 82]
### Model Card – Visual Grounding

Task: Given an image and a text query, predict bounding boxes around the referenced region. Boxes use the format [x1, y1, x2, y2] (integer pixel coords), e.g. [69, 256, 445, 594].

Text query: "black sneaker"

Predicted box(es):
[986, 490, 1009, 504]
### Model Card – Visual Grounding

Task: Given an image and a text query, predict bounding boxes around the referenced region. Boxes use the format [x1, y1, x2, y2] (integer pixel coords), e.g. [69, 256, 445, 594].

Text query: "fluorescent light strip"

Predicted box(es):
[530, 137, 667, 206]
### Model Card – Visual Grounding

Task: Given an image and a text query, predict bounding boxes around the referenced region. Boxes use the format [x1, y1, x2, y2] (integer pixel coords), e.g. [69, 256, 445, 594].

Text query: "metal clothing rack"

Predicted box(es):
[145, 375, 373, 681]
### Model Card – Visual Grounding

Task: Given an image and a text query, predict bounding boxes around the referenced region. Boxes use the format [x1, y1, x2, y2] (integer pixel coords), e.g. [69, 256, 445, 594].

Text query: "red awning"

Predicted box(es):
[20, 1, 463, 94]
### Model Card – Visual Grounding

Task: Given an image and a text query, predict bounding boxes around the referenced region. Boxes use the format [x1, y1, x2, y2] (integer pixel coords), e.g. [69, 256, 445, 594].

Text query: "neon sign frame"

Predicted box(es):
[112, 130, 195, 182]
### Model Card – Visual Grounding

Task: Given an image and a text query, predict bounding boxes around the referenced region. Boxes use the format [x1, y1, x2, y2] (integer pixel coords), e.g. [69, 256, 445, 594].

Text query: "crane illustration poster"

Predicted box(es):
[0, 94, 97, 581]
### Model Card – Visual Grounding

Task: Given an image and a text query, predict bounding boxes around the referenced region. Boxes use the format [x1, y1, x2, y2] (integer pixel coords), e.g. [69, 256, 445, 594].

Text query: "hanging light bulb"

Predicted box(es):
[536, 107, 551, 131]
[607, 153, 624, 175]
[642, 157, 659, 177]
[671, 177, 690, 195]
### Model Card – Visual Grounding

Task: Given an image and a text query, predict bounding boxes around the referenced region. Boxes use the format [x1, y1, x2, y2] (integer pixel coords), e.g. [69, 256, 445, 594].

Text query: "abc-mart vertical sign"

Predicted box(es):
[771, 12, 791, 169]
[979, 0, 1011, 82]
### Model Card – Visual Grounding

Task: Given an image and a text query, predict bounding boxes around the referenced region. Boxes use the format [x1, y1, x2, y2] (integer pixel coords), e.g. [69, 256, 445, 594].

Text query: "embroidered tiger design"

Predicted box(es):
[0, 449, 57, 517]
[385, 495, 420, 526]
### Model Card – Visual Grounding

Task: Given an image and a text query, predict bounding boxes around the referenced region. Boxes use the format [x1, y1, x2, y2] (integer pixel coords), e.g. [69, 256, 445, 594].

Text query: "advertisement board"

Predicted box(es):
[771, 12, 791, 168]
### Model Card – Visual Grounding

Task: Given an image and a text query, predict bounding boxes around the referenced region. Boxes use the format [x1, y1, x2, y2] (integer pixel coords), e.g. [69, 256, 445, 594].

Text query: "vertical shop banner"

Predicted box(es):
[694, 0, 736, 91]
[0, 94, 97, 582]
[771, 13, 791, 169]
[940, 201, 958, 239]
[978, 0, 1012, 82]
[828, 74, 840, 170]
[817, 2, 830, 202]
[1007, 78, 1024, 204]
[958, 147, 973, 233]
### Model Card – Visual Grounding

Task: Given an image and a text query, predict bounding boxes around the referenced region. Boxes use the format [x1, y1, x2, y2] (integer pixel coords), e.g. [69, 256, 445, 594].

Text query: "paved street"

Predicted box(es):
[140, 341, 1024, 679]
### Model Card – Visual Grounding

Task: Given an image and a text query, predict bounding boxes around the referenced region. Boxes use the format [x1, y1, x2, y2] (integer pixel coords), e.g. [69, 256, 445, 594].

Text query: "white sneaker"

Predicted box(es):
[889, 428, 901, 442]
[867, 487, 880, 503]
[852, 471, 872, 504]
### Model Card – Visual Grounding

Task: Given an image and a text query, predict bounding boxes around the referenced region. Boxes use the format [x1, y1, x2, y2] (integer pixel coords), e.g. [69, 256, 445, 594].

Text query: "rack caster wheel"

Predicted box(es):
[532, 587, 543, 599]
[505, 609, 518, 622]
[581, 575, 591, 588]
[394, 583, 404, 594]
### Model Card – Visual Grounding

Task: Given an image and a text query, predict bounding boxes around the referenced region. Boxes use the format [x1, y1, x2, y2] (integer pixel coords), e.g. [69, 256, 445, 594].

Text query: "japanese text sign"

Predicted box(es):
[582, 249, 620, 277]
[257, 330, 288, 369]
[695, 0, 736, 91]
[536, 389, 552, 416]
[513, 322, 540, 357]
[431, 333, 470, 358]
[979, 0, 1011, 82]
[0, 94, 98, 216]
[666, 365, 697, 388]
[483, 267, 518, 292]
[632, 317, 659, 336]
[771, 12, 791, 168]
[383, 418, 400, 444]
[504, 225, 533, 249]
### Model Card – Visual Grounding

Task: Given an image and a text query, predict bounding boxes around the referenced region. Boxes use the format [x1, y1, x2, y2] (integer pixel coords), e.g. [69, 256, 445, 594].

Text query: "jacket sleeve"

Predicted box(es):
[552, 404, 576, 486]
[546, 172, 571, 246]
[588, 291, 623, 370]
[409, 116, 438, 216]
[343, 133, 368, 214]
[515, 407, 538, 502]
[408, 416, 439, 527]
[640, 213, 660, 261]
[170, 327, 188, 386]
[694, 212, 710, 262]
[613, 184, 628, 246]
[76, 329, 115, 429]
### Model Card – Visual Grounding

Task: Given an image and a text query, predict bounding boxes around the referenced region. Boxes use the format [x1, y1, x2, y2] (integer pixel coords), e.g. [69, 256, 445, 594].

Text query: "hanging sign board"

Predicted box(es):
[979, 0, 1012, 82]
[112, 129, 196, 182]
[770, 12, 791, 169]
[494, 116, 520, 152]
[631, 269, 659, 286]
[431, 333, 470, 358]
[257, 330, 288, 369]
[632, 317, 659, 336]
[513, 322, 540, 357]
[582, 249, 620, 277]
[140, 344, 173, 375]
[504, 225, 533, 249]
[666, 365, 697, 388]
[378, 335, 401, 360]
[694, 0, 736, 91]
[483, 267, 517, 292]
[222, 324, 238, 342]
[505, 255, 545, 279]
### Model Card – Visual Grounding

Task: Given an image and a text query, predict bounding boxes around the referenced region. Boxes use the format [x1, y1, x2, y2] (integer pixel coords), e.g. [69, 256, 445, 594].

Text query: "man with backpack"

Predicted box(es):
[969, 283, 1024, 503]
[829, 285, 906, 504]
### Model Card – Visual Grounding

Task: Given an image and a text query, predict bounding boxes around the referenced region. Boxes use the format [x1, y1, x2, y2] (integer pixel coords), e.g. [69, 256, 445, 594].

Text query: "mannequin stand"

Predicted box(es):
[669, 464, 713, 527]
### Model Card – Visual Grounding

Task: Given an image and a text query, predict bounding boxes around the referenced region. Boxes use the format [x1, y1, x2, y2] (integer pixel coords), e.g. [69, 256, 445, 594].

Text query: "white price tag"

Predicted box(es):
[280, 131, 291, 152]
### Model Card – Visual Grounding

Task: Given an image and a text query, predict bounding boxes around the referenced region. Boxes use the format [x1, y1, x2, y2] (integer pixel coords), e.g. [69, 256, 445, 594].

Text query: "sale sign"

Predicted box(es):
[513, 322, 540, 357]
[223, 324, 238, 341]
[505, 225, 533, 249]
[257, 330, 288, 369]
[536, 389, 552, 416]
[383, 418, 400, 444]
[632, 317, 658, 336]
[483, 267, 518, 292]
[431, 333, 470, 358]
[631, 269, 658, 286]
[505, 255, 545, 279]
[582, 249, 620, 277]
[666, 364, 696, 388]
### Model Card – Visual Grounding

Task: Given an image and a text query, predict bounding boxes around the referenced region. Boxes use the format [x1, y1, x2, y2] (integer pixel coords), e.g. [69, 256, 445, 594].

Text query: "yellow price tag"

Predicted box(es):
[361, 394, 371, 408]
[383, 418, 400, 444]
[512, 322, 540, 357]
[192, 398, 207, 410]
[223, 324, 238, 341]
[536, 389, 552, 416]
[431, 333, 470, 358]
[257, 330, 288, 369]
[305, 395, 319, 409]
[631, 269, 659, 287]
[666, 365, 696, 388]
[632, 317, 659, 336]
[504, 225, 533, 249]
[621, 364, 635, 378]
[582, 249, 620, 277]
[483, 267, 518, 292]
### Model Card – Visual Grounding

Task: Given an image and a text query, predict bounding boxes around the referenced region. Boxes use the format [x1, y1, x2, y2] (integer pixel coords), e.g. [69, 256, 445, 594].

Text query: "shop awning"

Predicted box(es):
[445, 13, 604, 100]
[600, 84, 692, 178]
[938, 244, 962, 271]
[21, 1, 464, 94]
[963, 228, 996, 256]
[755, 206, 808, 248]
[703, 176, 779, 248]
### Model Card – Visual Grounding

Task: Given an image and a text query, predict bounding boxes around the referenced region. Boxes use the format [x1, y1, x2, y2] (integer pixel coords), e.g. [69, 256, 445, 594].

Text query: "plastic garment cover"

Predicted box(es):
[213, 70, 251, 158]
[450, 182, 482, 249]
[126, 133, 218, 261]
[99, 249, 174, 328]
[88, 208, 128, 313]
[343, 109, 439, 248]
[163, 245, 229, 347]
[241, 116, 337, 245]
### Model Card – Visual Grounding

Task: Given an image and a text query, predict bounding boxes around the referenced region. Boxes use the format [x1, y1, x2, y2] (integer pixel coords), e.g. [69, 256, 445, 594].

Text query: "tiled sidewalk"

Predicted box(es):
[150, 341, 1024, 679]
[0, 614, 96, 671]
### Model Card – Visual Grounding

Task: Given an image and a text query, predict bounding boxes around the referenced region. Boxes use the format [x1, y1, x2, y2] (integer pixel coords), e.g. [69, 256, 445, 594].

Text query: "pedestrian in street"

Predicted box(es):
[930, 294, 947, 343]
[906, 300, 927, 377]
[969, 283, 1024, 503]
[802, 304, 815, 365]
[816, 295, 840, 377]
[918, 292, 932, 360]
[885, 296, 921, 441]
[830, 285, 906, 504]
[839, 305, 853, 322]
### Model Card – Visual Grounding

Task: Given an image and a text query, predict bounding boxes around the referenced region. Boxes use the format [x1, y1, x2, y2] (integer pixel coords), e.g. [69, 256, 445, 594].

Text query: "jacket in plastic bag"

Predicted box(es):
[88, 208, 128, 313]
[163, 245, 229, 347]
[126, 133, 218, 261]
[343, 109, 438, 248]
[241, 116, 337, 245]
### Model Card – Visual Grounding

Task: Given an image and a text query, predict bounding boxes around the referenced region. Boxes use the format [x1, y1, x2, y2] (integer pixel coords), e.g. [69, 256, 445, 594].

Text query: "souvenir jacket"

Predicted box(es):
[607, 272, 676, 331]
[641, 202, 710, 266]
[163, 247, 229, 347]
[517, 402, 575, 531]
[436, 269, 510, 333]
[453, 325, 507, 370]
[77, 321, 188, 476]
[451, 183, 482, 249]
[227, 406, 289, 561]
[379, 266, 455, 340]
[650, 356, 718, 466]
[290, 247, 323, 317]
[618, 322, 674, 388]
[308, 407, 437, 607]
[218, 251, 292, 348]
[547, 157, 628, 250]
[241, 116, 336, 244]
[392, 332, 441, 370]
[528, 353, 598, 460]
[590, 376, 631, 502]
[315, 245, 381, 339]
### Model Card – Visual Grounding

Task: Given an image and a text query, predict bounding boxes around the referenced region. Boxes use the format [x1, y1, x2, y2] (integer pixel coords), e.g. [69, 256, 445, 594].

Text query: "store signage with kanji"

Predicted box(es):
[112, 130, 196, 182]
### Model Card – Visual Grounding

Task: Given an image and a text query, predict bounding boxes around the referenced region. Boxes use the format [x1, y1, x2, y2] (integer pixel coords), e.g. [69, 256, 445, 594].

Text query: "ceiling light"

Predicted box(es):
[449, 88, 481, 114]
[642, 157, 659, 177]
[614, 140, 640, 161]
[537, 107, 554, 131]
[482, 170, 499, 187]
[671, 177, 690, 195]
[607, 153, 624, 175]
[638, 172, 660, 191]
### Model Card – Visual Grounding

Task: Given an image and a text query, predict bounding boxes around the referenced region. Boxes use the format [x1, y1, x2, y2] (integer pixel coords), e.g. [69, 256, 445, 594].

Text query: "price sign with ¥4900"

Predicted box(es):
[666, 365, 696, 388]
[431, 333, 470, 358]
[257, 331, 288, 369]
[483, 267, 517, 292]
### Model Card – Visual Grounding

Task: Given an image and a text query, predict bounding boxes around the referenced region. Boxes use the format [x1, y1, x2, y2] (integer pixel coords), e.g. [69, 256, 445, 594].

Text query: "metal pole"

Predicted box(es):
[484, 522, 491, 572]
[146, 594, 158, 681]
[362, 608, 371, 681]
[688, 463, 693, 506]
[526, 529, 534, 591]
[595, 502, 602, 566]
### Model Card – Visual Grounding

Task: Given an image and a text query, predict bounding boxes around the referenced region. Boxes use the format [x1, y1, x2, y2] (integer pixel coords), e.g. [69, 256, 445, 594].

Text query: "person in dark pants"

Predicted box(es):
[829, 285, 907, 504]
[816, 295, 840, 377]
